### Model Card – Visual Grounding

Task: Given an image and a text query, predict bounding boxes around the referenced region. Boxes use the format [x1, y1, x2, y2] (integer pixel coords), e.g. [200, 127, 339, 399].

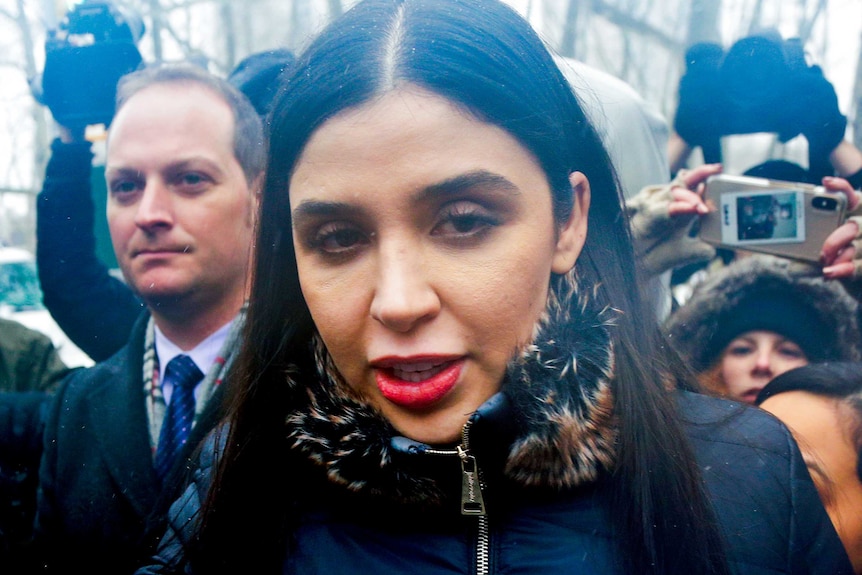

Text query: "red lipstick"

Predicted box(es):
[374, 357, 463, 409]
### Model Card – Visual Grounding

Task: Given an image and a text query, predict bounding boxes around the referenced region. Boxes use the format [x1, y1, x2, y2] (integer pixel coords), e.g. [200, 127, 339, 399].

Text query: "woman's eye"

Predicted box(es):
[312, 224, 368, 254]
[778, 345, 805, 359]
[433, 203, 498, 237]
[726, 344, 754, 356]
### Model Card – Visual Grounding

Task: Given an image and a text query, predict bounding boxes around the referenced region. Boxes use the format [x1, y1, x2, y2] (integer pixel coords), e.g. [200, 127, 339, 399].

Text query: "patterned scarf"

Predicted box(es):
[143, 307, 246, 456]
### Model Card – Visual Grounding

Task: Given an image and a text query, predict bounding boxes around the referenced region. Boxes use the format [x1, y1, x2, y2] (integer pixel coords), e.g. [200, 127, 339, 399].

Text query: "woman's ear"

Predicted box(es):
[551, 171, 590, 274]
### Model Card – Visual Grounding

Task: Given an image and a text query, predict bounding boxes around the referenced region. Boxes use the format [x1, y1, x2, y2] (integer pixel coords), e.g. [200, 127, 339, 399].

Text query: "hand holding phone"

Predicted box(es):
[698, 174, 847, 263]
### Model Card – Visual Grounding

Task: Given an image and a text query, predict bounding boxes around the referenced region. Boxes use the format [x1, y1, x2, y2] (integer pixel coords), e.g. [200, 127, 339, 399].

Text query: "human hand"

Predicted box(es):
[820, 177, 862, 278]
[667, 163, 723, 216]
[627, 164, 722, 276]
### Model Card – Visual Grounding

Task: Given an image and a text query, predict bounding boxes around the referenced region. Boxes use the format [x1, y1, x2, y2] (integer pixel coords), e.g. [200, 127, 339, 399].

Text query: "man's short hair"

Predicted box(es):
[115, 63, 265, 185]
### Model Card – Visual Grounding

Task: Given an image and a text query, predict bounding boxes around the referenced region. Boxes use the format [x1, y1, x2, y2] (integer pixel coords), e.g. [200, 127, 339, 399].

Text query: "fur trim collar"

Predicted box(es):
[284, 270, 618, 504]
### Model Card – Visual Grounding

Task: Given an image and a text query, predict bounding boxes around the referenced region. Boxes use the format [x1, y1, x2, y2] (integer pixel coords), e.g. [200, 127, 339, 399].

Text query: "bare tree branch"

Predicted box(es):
[13, 0, 48, 185]
[559, 0, 581, 58]
[591, 0, 685, 53]
[798, 0, 827, 45]
[746, 0, 764, 35]
[161, 20, 201, 59]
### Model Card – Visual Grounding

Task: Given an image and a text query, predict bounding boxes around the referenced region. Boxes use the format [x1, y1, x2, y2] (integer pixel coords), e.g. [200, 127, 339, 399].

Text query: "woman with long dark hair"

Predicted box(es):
[136, 0, 850, 573]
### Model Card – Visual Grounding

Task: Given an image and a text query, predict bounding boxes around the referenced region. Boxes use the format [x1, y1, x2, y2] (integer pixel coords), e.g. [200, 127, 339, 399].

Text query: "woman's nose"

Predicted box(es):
[752, 349, 774, 374]
[370, 243, 440, 333]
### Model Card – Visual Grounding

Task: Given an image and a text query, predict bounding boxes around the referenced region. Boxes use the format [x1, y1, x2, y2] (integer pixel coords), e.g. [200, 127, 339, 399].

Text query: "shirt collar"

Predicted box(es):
[154, 319, 235, 384]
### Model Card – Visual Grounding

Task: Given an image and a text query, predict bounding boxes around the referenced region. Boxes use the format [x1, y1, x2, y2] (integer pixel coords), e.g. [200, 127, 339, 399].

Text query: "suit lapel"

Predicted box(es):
[87, 315, 160, 519]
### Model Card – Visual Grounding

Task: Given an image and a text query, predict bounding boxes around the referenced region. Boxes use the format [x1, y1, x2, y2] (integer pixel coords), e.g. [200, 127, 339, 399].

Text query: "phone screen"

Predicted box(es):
[720, 189, 805, 246]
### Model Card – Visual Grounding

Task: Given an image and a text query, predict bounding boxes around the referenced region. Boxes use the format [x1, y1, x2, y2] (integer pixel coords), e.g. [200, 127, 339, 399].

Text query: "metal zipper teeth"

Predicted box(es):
[464, 419, 490, 575]
[420, 420, 491, 575]
[476, 514, 490, 575]
[468, 418, 490, 575]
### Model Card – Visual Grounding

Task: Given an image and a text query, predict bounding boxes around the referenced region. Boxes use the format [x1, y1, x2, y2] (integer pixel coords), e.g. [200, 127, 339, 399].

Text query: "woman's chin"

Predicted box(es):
[387, 411, 468, 446]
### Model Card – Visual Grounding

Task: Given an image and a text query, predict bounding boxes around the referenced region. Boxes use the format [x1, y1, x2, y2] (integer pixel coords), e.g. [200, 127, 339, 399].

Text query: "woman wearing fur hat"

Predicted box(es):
[665, 255, 862, 403]
[136, 1, 852, 574]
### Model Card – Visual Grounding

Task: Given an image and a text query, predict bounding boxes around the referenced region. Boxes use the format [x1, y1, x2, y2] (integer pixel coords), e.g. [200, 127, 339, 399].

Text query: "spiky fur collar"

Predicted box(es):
[284, 270, 618, 505]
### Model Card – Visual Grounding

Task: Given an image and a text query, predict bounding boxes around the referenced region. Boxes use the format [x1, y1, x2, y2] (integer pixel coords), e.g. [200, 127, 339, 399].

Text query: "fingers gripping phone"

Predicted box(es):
[698, 174, 847, 263]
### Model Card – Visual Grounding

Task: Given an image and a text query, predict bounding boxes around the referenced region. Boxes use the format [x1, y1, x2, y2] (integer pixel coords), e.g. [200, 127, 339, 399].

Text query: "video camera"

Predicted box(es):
[31, 0, 144, 130]
[674, 31, 847, 182]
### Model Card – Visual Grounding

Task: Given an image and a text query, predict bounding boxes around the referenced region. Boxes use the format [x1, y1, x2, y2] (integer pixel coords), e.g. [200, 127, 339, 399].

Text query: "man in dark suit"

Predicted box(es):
[31, 64, 264, 575]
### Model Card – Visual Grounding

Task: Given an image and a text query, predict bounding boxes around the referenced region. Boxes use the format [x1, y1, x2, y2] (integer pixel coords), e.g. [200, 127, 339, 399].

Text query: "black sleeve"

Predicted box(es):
[0, 391, 53, 559]
[36, 138, 143, 362]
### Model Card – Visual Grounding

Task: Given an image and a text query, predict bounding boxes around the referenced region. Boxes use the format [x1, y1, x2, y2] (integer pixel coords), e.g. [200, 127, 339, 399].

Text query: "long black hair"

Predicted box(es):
[194, 1, 730, 573]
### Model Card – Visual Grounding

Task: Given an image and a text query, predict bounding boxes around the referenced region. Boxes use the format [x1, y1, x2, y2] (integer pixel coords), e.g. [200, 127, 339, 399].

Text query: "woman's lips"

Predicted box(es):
[374, 358, 464, 409]
[739, 387, 764, 404]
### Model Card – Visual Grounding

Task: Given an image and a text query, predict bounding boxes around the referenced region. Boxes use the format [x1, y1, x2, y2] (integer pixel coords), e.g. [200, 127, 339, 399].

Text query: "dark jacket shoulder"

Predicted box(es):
[676, 390, 853, 575]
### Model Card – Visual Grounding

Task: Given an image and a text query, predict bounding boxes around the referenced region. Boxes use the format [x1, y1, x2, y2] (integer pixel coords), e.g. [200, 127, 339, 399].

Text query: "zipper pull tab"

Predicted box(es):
[457, 445, 486, 516]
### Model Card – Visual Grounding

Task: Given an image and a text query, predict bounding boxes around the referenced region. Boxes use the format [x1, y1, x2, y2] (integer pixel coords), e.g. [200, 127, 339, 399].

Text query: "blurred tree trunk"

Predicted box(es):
[219, 0, 237, 69]
[13, 0, 49, 186]
[0, 0, 48, 250]
[327, 0, 343, 18]
[558, 0, 581, 58]
[146, 0, 165, 62]
[686, 0, 721, 48]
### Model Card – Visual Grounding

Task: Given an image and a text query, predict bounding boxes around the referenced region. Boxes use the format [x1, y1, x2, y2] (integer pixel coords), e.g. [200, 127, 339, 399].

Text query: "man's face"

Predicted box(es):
[105, 83, 257, 320]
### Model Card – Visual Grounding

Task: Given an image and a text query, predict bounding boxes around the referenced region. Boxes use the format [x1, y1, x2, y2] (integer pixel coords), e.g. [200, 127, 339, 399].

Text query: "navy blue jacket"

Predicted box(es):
[137, 391, 853, 575]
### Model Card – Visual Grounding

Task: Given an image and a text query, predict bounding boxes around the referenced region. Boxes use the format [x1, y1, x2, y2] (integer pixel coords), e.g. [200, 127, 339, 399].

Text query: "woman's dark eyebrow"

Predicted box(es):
[292, 200, 363, 224]
[417, 170, 521, 201]
[292, 170, 520, 223]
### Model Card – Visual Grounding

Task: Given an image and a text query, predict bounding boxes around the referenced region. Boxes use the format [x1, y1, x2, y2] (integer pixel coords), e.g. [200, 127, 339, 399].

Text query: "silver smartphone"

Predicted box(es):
[698, 174, 847, 263]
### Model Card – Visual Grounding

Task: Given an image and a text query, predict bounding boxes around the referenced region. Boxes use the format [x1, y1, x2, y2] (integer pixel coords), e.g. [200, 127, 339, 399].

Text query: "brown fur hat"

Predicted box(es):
[665, 255, 862, 372]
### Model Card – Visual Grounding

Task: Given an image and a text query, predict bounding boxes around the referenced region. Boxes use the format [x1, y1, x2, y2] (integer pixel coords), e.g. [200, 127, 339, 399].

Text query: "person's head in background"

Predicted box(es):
[227, 48, 296, 118]
[196, 0, 728, 572]
[756, 362, 862, 574]
[666, 255, 861, 403]
[107, 64, 264, 346]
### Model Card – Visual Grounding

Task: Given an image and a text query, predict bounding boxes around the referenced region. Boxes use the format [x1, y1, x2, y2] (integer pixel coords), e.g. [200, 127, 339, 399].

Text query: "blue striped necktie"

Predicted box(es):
[154, 354, 204, 480]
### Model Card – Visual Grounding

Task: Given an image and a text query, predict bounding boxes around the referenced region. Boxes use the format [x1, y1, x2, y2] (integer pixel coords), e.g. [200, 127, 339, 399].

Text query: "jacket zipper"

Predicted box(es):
[421, 420, 490, 575]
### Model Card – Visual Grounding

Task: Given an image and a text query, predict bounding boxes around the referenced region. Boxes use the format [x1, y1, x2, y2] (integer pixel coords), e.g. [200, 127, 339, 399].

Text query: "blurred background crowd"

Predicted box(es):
[1, 0, 862, 572]
[2, 0, 859, 365]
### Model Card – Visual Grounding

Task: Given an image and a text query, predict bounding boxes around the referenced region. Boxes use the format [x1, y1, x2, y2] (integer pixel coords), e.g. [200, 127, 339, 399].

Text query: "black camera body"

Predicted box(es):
[674, 32, 847, 182]
[32, 1, 144, 130]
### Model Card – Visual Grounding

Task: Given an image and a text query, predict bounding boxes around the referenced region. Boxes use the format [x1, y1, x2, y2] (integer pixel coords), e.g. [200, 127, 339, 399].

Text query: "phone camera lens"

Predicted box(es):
[812, 196, 837, 211]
